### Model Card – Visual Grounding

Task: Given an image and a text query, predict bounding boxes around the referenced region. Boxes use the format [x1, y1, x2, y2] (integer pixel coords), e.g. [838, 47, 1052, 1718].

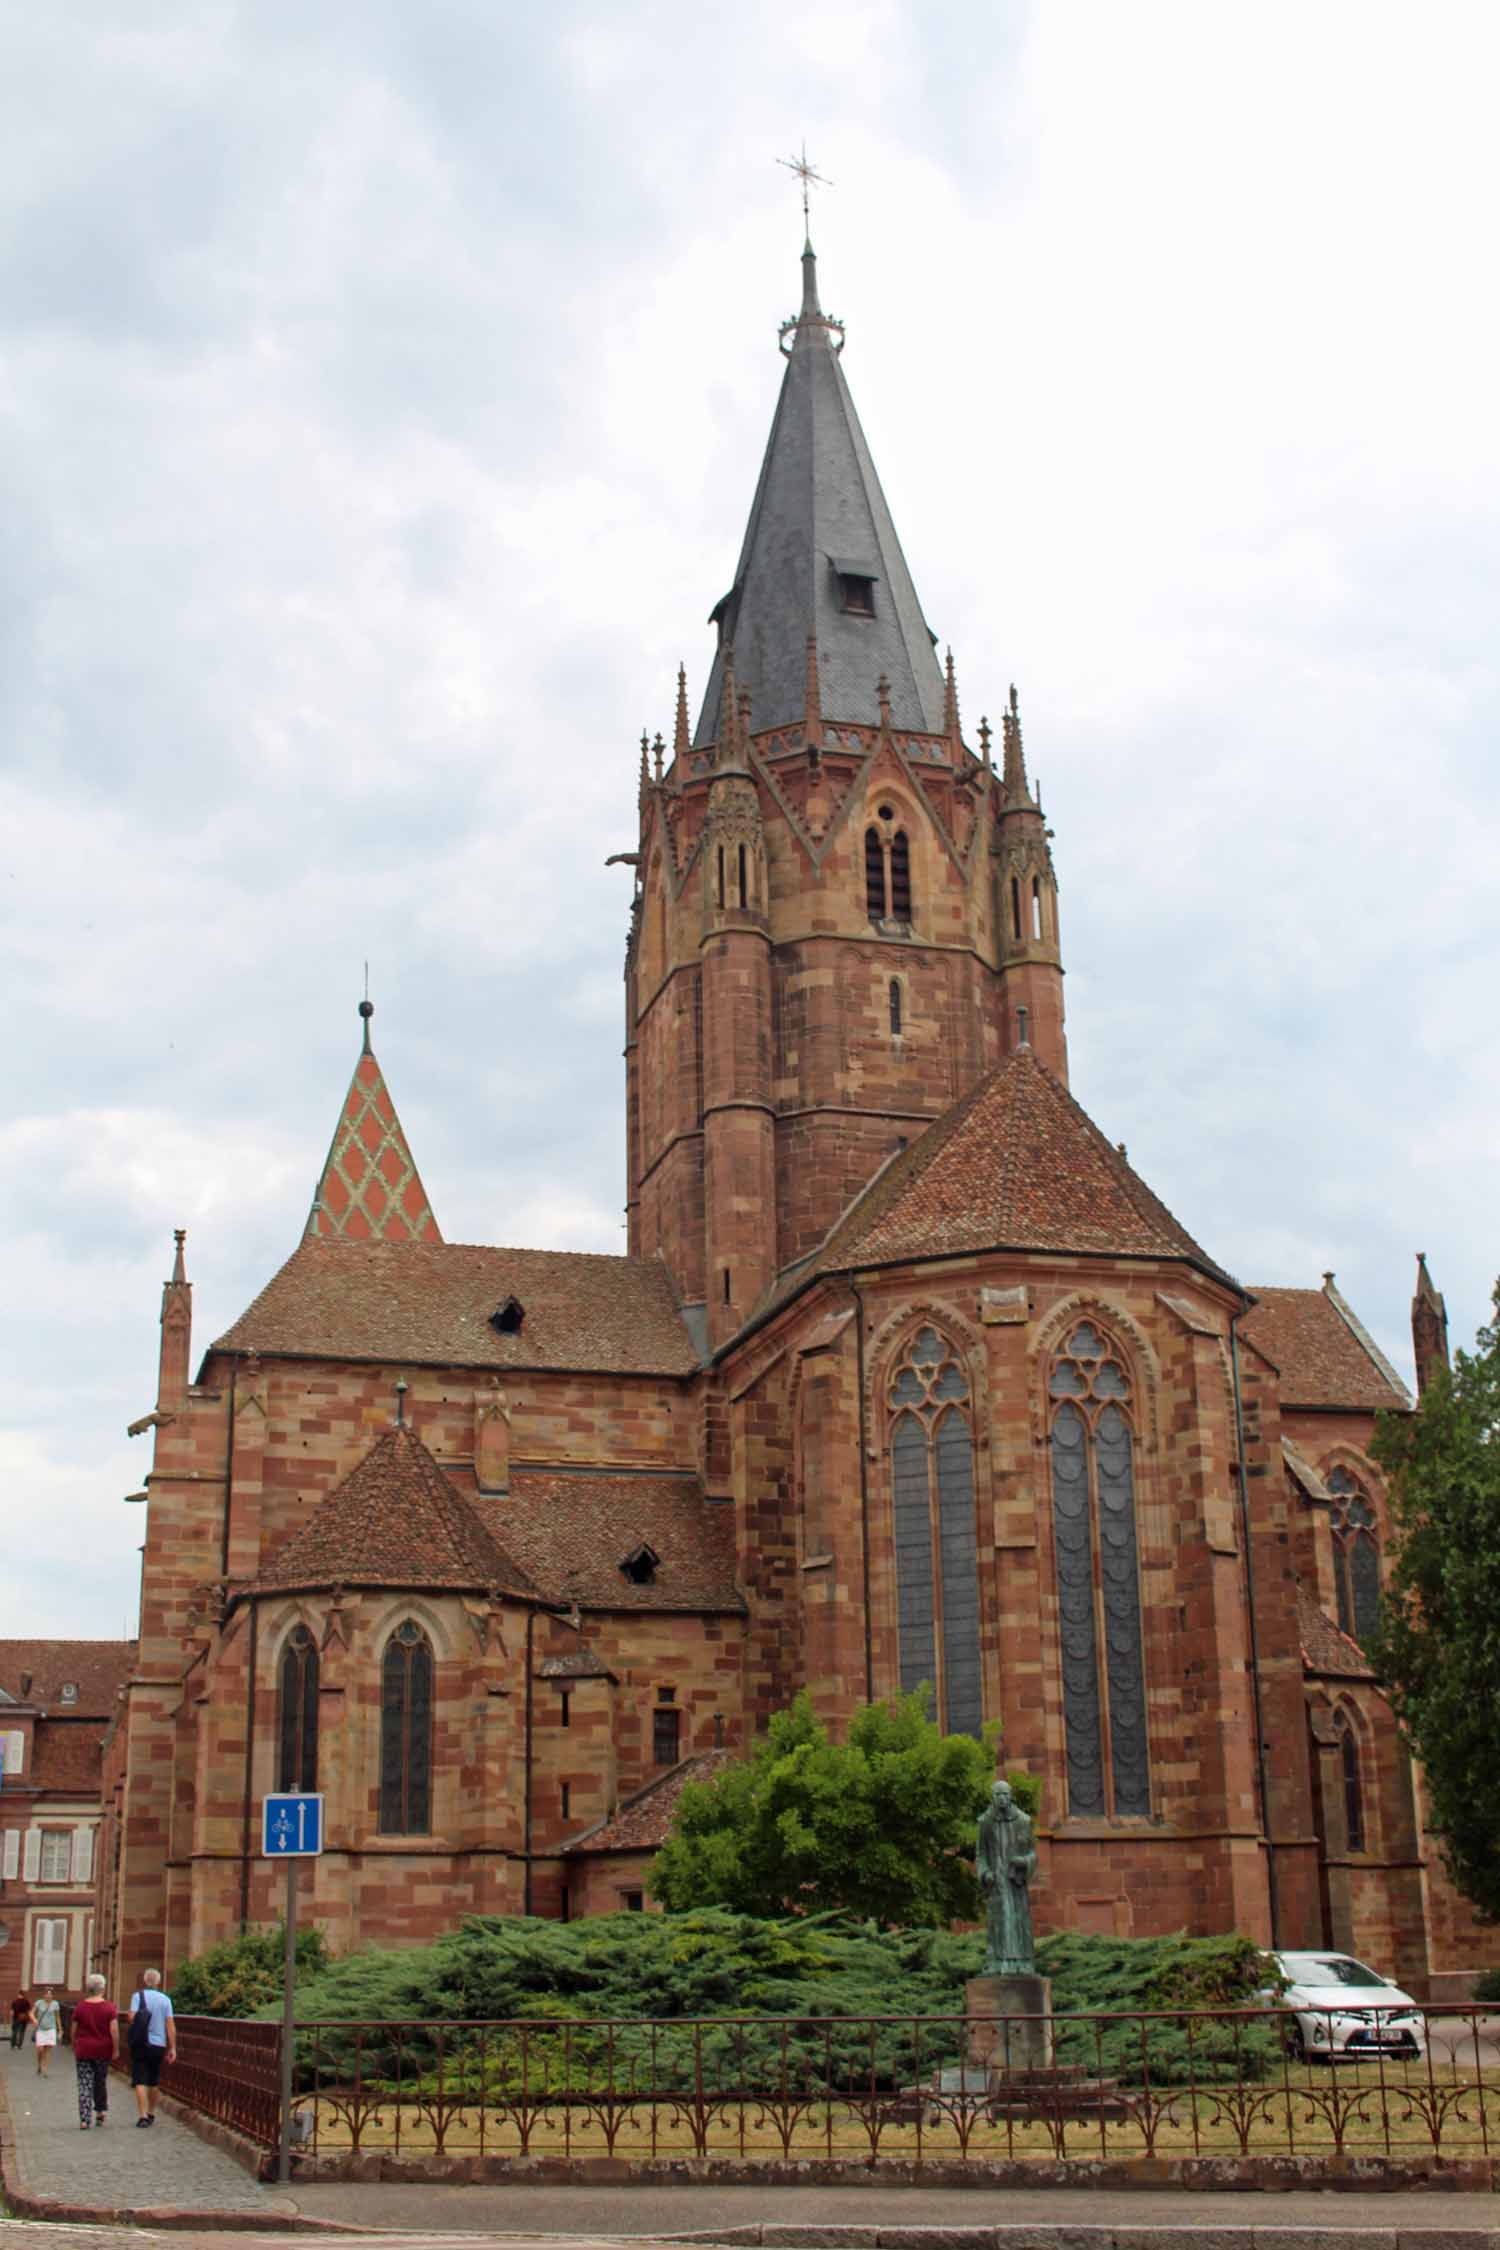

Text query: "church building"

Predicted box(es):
[95, 238, 1488, 2002]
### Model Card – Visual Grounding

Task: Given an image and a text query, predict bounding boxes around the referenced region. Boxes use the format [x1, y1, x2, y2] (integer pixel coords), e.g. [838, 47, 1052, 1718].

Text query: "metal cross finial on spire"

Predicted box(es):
[778, 140, 832, 238]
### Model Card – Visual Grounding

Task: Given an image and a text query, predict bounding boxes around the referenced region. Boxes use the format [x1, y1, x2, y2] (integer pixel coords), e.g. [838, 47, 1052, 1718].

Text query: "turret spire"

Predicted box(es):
[673, 664, 691, 763]
[158, 1229, 192, 1407]
[1411, 1252, 1450, 1397]
[943, 647, 961, 752]
[306, 1004, 442, 1245]
[1001, 683, 1032, 806]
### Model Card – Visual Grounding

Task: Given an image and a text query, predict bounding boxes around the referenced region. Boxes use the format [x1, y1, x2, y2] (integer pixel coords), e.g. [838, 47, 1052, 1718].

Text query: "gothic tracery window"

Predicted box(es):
[380, 1620, 433, 1835]
[1326, 1467, 1380, 1644]
[1049, 1321, 1150, 1818]
[888, 1325, 981, 1737]
[277, 1624, 319, 1793]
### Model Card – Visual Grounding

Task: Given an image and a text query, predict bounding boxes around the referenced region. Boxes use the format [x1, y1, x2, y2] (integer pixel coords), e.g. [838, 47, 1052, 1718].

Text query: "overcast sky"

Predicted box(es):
[4, 2, 1497, 1638]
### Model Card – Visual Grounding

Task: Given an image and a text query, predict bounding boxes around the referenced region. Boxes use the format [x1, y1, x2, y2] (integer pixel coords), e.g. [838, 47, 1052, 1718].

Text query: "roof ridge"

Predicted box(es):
[1322, 1277, 1414, 1409]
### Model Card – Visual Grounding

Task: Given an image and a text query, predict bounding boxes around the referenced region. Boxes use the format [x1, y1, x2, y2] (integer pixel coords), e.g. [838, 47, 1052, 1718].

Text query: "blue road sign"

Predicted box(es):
[261, 1792, 324, 1857]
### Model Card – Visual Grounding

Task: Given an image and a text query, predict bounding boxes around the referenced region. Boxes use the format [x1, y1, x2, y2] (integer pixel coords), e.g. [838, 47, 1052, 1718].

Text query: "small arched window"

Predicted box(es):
[1049, 1320, 1150, 1818]
[889, 978, 903, 1037]
[890, 832, 911, 920]
[1334, 1707, 1365, 1851]
[380, 1621, 433, 1835]
[715, 845, 725, 909]
[889, 1325, 981, 1738]
[1326, 1467, 1380, 1644]
[277, 1625, 319, 1793]
[1031, 876, 1043, 939]
[737, 841, 748, 908]
[1011, 876, 1023, 940]
[865, 827, 886, 919]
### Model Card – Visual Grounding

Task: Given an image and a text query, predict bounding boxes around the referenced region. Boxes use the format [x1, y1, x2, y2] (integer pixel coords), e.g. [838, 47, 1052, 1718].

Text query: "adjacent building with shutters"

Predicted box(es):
[0, 1642, 133, 2005]
[94, 238, 1487, 2001]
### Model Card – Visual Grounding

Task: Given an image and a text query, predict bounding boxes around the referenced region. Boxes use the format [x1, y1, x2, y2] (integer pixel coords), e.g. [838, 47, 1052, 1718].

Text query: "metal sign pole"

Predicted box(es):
[276, 1856, 297, 2185]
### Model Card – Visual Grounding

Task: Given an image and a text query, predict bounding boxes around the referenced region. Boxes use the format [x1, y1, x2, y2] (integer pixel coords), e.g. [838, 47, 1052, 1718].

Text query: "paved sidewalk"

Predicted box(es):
[0, 2040, 291, 2217]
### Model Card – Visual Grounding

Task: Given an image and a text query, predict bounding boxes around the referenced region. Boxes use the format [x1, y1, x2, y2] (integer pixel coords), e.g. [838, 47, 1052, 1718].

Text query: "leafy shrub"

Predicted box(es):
[173, 1923, 330, 2018]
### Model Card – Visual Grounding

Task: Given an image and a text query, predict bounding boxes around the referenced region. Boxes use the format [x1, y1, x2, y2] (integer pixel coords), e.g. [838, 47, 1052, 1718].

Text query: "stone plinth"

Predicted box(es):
[965, 1972, 1054, 2076]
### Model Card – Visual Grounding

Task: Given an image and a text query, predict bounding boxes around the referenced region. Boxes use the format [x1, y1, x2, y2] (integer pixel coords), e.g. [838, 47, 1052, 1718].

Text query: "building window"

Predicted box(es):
[888, 1325, 981, 1738]
[379, 1621, 433, 1835]
[890, 831, 911, 920]
[1049, 1320, 1150, 1818]
[1334, 1708, 1365, 1851]
[865, 827, 886, 919]
[558, 1688, 571, 1728]
[1326, 1467, 1380, 1644]
[560, 1781, 571, 1820]
[838, 571, 876, 616]
[653, 1705, 681, 1765]
[622, 1889, 645, 1912]
[32, 1917, 68, 1984]
[39, 1831, 72, 1884]
[889, 978, 903, 1037]
[277, 1626, 319, 1793]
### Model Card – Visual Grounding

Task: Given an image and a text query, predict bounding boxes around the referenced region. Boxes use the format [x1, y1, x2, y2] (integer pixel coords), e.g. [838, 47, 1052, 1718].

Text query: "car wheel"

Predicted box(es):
[1285, 2022, 1308, 2064]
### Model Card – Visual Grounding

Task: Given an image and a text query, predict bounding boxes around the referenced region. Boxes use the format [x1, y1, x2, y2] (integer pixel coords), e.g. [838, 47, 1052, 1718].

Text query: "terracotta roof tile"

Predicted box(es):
[477, 1474, 744, 1614]
[1242, 1286, 1410, 1412]
[306, 1033, 441, 1245]
[29, 1723, 108, 1793]
[567, 1750, 736, 1855]
[1297, 1585, 1376, 1680]
[0, 1642, 134, 1716]
[781, 1049, 1233, 1298]
[253, 1426, 536, 1596]
[213, 1241, 700, 1377]
[536, 1651, 617, 1679]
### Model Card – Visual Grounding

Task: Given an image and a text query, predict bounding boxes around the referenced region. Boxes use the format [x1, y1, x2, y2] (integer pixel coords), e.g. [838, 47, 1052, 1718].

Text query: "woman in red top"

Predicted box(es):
[69, 1974, 119, 2129]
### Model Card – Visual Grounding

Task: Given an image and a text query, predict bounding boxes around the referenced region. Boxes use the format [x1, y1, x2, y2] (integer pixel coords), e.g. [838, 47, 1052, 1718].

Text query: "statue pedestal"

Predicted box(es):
[965, 1973, 1054, 2077]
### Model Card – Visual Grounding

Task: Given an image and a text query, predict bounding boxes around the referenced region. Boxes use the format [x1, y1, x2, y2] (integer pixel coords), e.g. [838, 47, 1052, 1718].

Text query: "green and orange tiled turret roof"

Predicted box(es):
[306, 1002, 441, 1245]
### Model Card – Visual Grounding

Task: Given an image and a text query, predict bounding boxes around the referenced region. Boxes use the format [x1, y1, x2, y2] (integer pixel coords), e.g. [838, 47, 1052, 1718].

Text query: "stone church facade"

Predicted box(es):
[95, 241, 1488, 2002]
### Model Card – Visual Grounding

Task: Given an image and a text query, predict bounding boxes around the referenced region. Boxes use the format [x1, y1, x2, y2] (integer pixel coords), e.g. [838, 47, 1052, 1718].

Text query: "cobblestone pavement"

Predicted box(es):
[0, 2041, 288, 2215]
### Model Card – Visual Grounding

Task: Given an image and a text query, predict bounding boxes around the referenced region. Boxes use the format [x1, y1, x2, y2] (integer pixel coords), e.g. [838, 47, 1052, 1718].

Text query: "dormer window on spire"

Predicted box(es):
[830, 555, 878, 617]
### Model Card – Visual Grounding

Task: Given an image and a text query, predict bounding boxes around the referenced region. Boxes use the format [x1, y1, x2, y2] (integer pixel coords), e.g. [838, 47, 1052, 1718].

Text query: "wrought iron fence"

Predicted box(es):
[166, 2014, 282, 2148]
[257, 2006, 1500, 2170]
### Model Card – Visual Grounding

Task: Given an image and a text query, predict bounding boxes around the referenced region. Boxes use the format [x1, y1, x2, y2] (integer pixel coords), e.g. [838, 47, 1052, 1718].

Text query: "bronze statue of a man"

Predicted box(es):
[976, 1778, 1037, 1976]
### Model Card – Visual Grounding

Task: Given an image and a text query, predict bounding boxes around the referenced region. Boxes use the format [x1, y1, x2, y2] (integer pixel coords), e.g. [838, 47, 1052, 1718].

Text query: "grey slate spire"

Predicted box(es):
[694, 240, 947, 747]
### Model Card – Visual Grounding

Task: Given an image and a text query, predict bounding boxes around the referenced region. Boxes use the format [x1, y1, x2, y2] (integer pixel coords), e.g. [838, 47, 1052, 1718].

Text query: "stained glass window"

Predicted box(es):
[888, 1328, 981, 1738]
[277, 1625, 319, 1793]
[1048, 1322, 1150, 1817]
[380, 1620, 433, 1835]
[1326, 1468, 1381, 1644]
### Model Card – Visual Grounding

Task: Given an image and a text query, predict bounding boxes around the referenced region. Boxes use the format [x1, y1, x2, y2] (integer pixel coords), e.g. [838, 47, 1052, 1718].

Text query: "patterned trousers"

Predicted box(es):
[76, 2057, 110, 2125]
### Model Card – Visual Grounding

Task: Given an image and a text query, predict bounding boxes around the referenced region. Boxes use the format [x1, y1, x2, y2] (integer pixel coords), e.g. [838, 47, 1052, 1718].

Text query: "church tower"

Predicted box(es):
[624, 238, 1067, 1340]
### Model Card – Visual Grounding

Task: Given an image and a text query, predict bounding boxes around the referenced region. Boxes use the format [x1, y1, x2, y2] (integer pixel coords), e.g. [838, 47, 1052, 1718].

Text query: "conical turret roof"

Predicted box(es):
[695, 242, 946, 746]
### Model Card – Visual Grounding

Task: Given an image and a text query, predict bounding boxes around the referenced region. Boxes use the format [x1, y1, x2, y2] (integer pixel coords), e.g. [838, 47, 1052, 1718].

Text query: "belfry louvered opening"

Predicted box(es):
[888, 1324, 981, 1738]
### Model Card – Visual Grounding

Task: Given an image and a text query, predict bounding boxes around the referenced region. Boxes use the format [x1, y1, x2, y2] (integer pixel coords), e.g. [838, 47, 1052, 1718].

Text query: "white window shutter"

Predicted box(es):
[22, 1827, 40, 1883]
[1, 1829, 17, 1880]
[32, 1918, 66, 1983]
[1, 1730, 21, 1775]
[74, 1826, 94, 1884]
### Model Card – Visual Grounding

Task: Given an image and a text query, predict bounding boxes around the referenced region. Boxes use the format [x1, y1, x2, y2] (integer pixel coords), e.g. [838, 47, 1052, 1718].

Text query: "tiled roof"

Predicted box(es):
[1297, 1586, 1375, 1681]
[1242, 1286, 1411, 1412]
[1282, 1439, 1332, 1503]
[306, 1025, 442, 1245]
[567, 1750, 736, 1855]
[213, 1240, 700, 1376]
[29, 1723, 108, 1794]
[254, 1426, 535, 1596]
[478, 1474, 744, 1614]
[536, 1650, 617, 1680]
[0, 1642, 134, 1716]
[783, 1048, 1233, 1295]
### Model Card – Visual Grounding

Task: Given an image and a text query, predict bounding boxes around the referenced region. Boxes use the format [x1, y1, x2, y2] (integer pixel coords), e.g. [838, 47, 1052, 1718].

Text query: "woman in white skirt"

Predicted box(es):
[29, 1988, 62, 2076]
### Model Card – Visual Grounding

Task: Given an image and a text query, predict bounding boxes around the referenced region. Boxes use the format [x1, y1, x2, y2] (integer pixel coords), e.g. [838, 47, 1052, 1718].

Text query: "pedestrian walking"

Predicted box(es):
[29, 1988, 62, 2075]
[8, 1990, 29, 2049]
[125, 1967, 176, 2125]
[70, 1973, 119, 2130]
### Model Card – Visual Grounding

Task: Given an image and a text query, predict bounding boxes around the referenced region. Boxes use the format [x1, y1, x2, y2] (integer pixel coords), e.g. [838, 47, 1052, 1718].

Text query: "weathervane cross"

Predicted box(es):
[778, 140, 832, 232]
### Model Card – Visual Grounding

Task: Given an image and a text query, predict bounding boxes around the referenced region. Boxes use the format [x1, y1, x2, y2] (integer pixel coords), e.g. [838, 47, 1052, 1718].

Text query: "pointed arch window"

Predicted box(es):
[889, 832, 911, 919]
[865, 828, 886, 919]
[277, 1625, 319, 1793]
[380, 1621, 433, 1835]
[1333, 1707, 1365, 1851]
[888, 1325, 981, 1738]
[1049, 1321, 1150, 1818]
[1326, 1468, 1380, 1644]
[889, 978, 903, 1037]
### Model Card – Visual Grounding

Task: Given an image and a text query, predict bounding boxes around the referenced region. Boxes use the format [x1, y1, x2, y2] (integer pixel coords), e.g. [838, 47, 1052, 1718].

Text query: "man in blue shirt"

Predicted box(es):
[126, 1968, 177, 2126]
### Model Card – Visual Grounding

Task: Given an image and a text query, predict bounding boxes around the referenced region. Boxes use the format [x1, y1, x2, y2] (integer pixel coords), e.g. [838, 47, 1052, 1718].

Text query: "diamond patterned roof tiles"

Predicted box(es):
[787, 1047, 1235, 1293]
[306, 1034, 441, 1245]
[213, 1240, 701, 1376]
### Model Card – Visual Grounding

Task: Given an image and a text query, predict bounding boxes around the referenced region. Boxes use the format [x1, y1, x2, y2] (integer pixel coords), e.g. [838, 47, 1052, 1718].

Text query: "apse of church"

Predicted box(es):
[95, 234, 1489, 2004]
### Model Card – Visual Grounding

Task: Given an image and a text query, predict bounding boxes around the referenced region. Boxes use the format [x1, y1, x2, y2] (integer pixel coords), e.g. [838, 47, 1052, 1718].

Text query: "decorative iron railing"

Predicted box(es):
[154, 2006, 1500, 2169]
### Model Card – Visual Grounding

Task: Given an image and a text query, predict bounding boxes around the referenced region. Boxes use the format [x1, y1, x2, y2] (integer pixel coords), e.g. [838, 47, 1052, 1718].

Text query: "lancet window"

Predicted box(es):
[1048, 1321, 1150, 1818]
[865, 817, 913, 925]
[277, 1624, 319, 1793]
[1334, 1706, 1365, 1851]
[1326, 1467, 1380, 1644]
[888, 1325, 981, 1738]
[379, 1620, 433, 1835]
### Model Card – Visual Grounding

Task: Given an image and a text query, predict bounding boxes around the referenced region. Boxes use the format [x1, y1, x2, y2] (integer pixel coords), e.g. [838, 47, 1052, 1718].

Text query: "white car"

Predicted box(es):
[1267, 1950, 1427, 2062]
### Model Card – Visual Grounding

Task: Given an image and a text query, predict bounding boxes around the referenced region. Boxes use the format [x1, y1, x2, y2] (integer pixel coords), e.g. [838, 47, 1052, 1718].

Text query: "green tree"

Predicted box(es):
[649, 1687, 1038, 1927]
[173, 1922, 330, 2016]
[1369, 1282, 1500, 1922]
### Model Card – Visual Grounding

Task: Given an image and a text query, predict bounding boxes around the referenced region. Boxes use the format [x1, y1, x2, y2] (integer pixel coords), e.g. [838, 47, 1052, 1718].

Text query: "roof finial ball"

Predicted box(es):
[358, 994, 374, 1054]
